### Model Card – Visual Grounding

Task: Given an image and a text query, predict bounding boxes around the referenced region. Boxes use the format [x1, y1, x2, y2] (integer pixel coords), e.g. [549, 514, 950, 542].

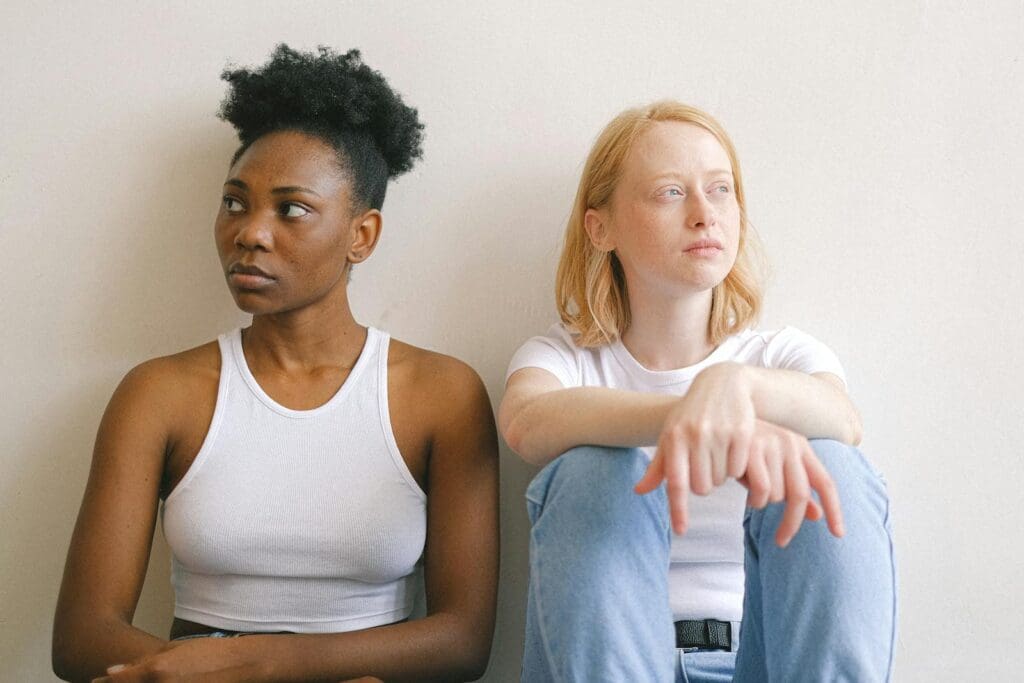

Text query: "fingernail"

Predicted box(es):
[107, 665, 126, 673]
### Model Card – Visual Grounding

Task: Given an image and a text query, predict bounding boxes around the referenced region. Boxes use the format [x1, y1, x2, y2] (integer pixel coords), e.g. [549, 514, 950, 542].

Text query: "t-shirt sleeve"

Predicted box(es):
[505, 324, 580, 388]
[761, 326, 848, 388]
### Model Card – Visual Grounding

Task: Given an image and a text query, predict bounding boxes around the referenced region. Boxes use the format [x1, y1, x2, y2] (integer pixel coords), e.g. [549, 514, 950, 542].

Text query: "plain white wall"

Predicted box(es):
[2, 2, 1022, 680]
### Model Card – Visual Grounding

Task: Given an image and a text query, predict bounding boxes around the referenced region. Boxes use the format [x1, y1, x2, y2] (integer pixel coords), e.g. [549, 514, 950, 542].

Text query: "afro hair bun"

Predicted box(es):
[218, 44, 424, 179]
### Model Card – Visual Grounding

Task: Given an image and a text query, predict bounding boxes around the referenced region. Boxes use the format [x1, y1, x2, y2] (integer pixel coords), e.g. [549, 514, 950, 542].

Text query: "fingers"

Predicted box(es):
[642, 426, 690, 535]
[633, 449, 665, 495]
[92, 663, 132, 682]
[709, 433, 728, 487]
[726, 429, 751, 481]
[803, 448, 845, 538]
[766, 446, 785, 503]
[689, 436, 713, 496]
[742, 441, 770, 508]
[665, 440, 690, 535]
[745, 422, 837, 546]
[804, 497, 824, 521]
[775, 453, 811, 547]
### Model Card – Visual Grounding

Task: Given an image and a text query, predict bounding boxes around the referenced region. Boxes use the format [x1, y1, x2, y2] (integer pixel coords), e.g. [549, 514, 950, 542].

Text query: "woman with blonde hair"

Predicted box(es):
[500, 101, 895, 681]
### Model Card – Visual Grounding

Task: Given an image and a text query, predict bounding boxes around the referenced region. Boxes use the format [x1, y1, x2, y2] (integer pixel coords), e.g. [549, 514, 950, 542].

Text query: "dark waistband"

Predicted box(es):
[675, 619, 732, 651]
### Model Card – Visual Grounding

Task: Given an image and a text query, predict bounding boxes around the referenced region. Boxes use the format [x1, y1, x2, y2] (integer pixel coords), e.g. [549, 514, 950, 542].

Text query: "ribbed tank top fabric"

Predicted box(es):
[161, 328, 427, 634]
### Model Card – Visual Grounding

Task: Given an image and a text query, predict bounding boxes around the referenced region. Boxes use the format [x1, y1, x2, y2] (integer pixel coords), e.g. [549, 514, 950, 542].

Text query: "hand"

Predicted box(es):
[634, 362, 759, 534]
[735, 419, 844, 546]
[634, 363, 844, 545]
[92, 636, 268, 683]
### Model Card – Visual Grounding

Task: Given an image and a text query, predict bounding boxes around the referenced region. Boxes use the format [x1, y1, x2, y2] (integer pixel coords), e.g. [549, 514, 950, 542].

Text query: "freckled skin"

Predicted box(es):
[603, 121, 741, 298]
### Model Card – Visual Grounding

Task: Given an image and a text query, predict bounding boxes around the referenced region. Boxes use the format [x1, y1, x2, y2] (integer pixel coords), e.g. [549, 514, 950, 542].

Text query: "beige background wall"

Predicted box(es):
[2, 2, 1022, 680]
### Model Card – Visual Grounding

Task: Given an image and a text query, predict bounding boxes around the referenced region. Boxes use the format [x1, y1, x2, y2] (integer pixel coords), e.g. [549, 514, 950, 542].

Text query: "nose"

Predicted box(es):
[686, 193, 716, 230]
[233, 213, 273, 252]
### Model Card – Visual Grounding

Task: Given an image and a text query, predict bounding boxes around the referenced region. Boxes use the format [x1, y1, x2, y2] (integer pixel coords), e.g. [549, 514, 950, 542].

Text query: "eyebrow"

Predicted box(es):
[223, 178, 322, 197]
[649, 168, 734, 181]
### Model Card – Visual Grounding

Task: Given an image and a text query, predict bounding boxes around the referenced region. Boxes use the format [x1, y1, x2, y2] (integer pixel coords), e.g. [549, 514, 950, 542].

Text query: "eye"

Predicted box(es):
[223, 196, 244, 213]
[657, 186, 685, 198]
[280, 203, 310, 218]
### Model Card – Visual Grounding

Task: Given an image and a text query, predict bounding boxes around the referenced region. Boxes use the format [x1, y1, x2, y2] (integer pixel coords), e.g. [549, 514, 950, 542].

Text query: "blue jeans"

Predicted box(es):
[522, 441, 897, 682]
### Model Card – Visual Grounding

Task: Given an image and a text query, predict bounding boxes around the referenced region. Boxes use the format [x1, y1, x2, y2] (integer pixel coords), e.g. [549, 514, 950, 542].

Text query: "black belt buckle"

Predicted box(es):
[674, 619, 732, 651]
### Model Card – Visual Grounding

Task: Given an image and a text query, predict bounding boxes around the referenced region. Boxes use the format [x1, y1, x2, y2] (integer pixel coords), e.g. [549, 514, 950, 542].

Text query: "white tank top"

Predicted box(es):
[161, 327, 427, 633]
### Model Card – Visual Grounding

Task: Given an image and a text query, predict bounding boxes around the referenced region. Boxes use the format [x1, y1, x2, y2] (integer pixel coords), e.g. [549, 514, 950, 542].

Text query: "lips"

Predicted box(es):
[684, 238, 723, 252]
[229, 263, 273, 277]
[227, 262, 275, 289]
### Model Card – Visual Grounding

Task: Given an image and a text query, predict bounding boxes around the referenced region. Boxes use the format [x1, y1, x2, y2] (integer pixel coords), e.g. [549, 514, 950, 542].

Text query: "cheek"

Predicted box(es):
[725, 227, 743, 273]
[721, 204, 741, 242]
[619, 205, 670, 249]
[303, 231, 350, 278]
[213, 222, 234, 261]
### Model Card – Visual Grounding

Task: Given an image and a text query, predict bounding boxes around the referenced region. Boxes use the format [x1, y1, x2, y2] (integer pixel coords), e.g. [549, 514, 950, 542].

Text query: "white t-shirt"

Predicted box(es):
[506, 323, 846, 623]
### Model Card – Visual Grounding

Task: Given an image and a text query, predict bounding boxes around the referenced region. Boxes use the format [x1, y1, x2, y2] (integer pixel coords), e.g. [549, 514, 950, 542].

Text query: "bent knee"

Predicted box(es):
[555, 445, 650, 482]
[807, 439, 890, 520]
[527, 445, 669, 547]
[809, 439, 882, 487]
[526, 446, 655, 520]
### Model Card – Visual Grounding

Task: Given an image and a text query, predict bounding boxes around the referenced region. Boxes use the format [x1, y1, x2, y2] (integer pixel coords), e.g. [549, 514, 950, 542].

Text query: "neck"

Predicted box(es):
[244, 282, 366, 371]
[620, 283, 715, 371]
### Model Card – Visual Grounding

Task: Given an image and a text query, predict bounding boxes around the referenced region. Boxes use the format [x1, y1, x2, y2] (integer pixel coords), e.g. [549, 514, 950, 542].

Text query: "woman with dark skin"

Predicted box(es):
[52, 46, 499, 683]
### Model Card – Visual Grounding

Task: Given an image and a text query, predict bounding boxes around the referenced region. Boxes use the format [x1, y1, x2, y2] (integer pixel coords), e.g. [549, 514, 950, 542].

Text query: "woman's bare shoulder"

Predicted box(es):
[112, 339, 222, 413]
[387, 337, 485, 395]
[387, 337, 496, 467]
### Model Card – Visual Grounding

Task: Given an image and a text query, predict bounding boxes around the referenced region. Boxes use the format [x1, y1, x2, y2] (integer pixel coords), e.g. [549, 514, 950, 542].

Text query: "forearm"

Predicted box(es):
[744, 366, 863, 445]
[52, 614, 166, 682]
[503, 387, 677, 466]
[255, 612, 489, 683]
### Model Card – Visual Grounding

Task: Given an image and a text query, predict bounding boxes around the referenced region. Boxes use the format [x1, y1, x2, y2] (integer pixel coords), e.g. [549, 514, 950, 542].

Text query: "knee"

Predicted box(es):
[811, 440, 891, 535]
[555, 445, 649, 484]
[808, 439, 886, 505]
[747, 440, 890, 542]
[526, 446, 658, 524]
[527, 446, 670, 562]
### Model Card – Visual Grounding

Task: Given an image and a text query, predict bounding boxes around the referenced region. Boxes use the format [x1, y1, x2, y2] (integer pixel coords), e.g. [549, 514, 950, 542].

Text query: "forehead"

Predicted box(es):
[624, 121, 732, 180]
[228, 130, 348, 193]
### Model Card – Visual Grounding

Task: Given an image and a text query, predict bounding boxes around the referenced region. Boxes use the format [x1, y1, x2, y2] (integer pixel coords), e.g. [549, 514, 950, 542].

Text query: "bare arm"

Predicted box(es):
[499, 368, 677, 466]
[500, 363, 860, 468]
[500, 362, 857, 546]
[744, 366, 862, 446]
[97, 359, 500, 683]
[52, 362, 176, 681]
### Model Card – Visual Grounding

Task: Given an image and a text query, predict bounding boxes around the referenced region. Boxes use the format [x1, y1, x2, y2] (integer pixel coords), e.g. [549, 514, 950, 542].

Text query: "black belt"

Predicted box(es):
[674, 619, 732, 650]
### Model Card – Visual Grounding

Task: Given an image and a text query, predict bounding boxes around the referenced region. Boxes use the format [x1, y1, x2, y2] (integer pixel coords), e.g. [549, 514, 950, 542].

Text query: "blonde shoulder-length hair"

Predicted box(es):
[555, 100, 766, 347]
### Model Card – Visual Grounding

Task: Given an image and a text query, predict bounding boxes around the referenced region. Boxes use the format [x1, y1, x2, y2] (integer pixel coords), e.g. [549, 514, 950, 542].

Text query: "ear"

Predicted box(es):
[584, 207, 615, 252]
[346, 209, 383, 265]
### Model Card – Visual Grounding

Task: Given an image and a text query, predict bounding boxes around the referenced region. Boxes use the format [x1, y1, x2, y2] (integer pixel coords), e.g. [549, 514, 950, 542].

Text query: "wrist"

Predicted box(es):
[697, 361, 752, 391]
[236, 635, 285, 682]
[738, 364, 769, 413]
[698, 362, 759, 415]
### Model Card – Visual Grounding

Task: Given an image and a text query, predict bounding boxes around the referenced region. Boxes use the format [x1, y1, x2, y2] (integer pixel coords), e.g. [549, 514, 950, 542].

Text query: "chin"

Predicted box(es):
[676, 270, 729, 293]
[231, 292, 281, 316]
